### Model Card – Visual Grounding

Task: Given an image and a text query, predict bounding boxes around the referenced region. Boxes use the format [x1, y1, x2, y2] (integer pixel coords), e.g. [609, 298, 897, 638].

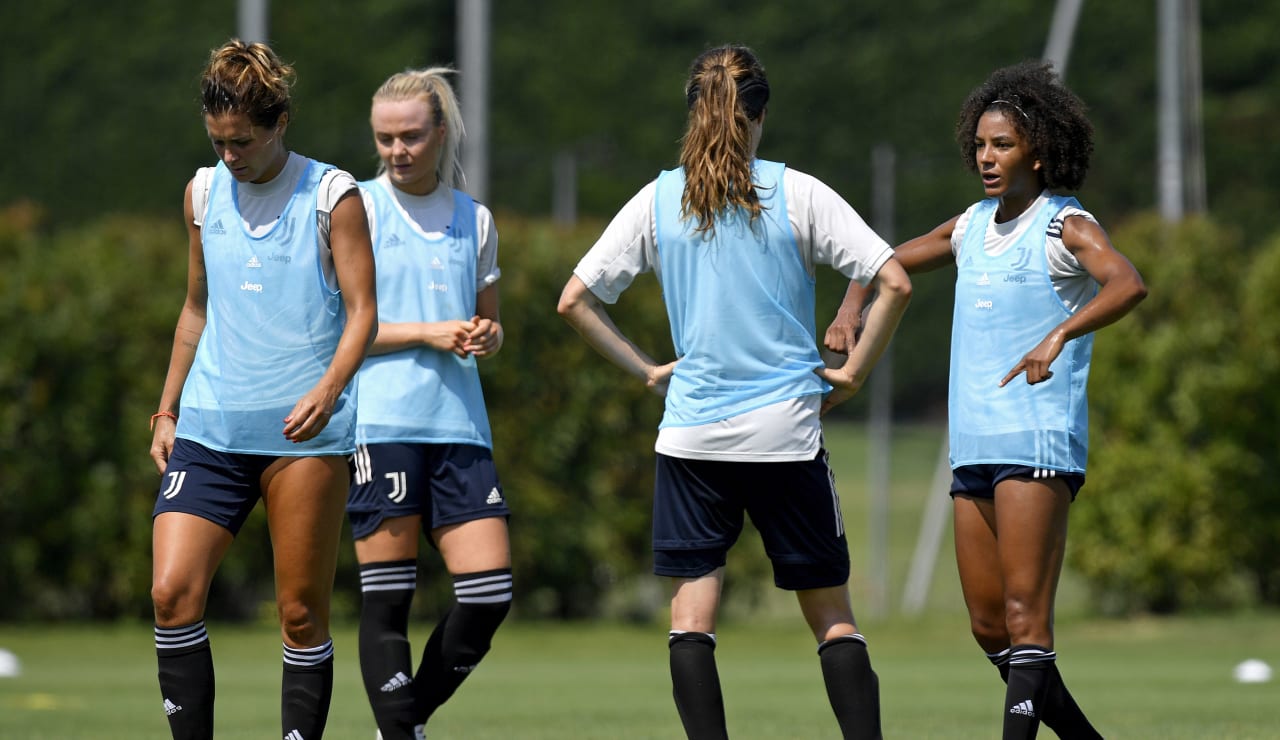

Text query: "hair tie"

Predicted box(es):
[686, 76, 770, 118]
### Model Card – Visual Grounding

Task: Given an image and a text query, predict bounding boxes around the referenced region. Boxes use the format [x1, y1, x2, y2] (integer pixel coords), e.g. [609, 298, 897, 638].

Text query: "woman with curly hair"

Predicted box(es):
[559, 44, 910, 739]
[828, 60, 1146, 739]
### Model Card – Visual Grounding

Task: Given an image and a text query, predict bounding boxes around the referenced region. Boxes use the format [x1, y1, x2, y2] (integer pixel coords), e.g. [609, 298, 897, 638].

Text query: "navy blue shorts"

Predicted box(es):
[347, 443, 508, 541]
[950, 464, 1085, 501]
[152, 438, 278, 535]
[652, 450, 850, 591]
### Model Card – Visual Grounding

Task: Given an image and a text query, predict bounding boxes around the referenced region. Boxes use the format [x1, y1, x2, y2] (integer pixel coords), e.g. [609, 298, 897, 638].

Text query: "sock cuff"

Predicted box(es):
[454, 568, 513, 605]
[668, 630, 717, 648]
[283, 639, 334, 669]
[155, 621, 210, 654]
[817, 633, 868, 655]
[986, 647, 1012, 666]
[1009, 644, 1057, 667]
[359, 560, 418, 594]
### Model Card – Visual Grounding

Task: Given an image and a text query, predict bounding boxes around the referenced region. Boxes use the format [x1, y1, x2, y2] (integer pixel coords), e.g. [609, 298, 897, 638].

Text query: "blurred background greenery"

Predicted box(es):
[1, 0, 1277, 623]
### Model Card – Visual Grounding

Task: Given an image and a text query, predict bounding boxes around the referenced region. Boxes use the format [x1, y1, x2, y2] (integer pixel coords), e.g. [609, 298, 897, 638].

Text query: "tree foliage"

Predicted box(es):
[0, 203, 181, 619]
[1071, 215, 1280, 613]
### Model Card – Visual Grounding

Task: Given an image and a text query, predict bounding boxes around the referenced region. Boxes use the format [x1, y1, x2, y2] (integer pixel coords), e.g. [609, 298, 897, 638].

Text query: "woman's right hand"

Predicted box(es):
[150, 418, 177, 474]
[423, 319, 479, 358]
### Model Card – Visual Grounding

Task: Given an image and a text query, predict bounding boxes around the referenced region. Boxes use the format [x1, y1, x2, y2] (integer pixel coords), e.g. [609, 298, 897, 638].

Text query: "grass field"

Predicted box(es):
[1, 613, 1278, 738]
[2, 422, 1277, 737]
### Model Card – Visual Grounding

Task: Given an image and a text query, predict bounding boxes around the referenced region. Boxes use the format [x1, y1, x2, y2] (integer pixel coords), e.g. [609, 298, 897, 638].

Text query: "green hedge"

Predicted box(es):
[1073, 215, 1280, 613]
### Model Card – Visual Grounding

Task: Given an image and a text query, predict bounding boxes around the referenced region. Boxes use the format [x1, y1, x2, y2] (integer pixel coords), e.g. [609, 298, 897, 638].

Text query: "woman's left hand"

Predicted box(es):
[1001, 330, 1065, 386]
[283, 386, 339, 442]
[463, 315, 504, 358]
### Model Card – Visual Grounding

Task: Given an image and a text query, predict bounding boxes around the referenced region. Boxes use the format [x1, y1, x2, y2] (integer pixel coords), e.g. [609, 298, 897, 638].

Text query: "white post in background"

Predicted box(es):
[553, 149, 577, 226]
[1158, 0, 1185, 222]
[458, 0, 491, 203]
[237, 0, 269, 43]
[901, 441, 953, 616]
[1181, 0, 1206, 215]
[1042, 0, 1084, 77]
[866, 143, 895, 618]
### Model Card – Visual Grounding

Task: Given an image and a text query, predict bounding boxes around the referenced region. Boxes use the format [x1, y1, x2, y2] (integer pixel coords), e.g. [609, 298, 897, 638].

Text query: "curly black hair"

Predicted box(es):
[955, 60, 1094, 191]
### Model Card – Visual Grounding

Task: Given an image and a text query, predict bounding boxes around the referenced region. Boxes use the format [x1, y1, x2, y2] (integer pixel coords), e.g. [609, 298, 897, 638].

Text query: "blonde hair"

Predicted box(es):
[372, 67, 466, 189]
[200, 39, 294, 130]
[678, 46, 770, 236]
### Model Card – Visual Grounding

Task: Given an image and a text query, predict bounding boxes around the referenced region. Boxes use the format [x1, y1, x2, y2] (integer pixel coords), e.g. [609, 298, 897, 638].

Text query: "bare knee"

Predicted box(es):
[968, 611, 1009, 651]
[796, 586, 857, 642]
[277, 598, 326, 646]
[1002, 596, 1051, 645]
[151, 577, 205, 627]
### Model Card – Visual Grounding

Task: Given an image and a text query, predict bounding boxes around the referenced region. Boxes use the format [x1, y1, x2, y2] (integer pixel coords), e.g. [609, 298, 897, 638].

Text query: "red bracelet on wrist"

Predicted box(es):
[150, 411, 178, 431]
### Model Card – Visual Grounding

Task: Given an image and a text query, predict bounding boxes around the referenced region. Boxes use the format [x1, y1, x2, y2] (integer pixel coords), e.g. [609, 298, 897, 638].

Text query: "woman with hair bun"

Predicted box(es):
[147, 38, 377, 740]
[829, 60, 1147, 739]
[559, 44, 909, 739]
[346, 67, 510, 740]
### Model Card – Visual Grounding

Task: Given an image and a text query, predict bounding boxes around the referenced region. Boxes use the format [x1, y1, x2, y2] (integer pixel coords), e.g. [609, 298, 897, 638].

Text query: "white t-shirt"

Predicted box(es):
[191, 153, 359, 289]
[574, 166, 894, 461]
[361, 174, 501, 292]
[952, 190, 1096, 312]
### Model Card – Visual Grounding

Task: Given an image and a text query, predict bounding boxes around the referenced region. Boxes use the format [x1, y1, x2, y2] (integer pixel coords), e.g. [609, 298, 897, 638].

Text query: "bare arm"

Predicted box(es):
[1001, 215, 1147, 386]
[149, 179, 209, 473]
[368, 281, 503, 360]
[283, 190, 378, 442]
[818, 257, 912, 414]
[465, 282, 504, 358]
[557, 275, 674, 395]
[823, 215, 958, 354]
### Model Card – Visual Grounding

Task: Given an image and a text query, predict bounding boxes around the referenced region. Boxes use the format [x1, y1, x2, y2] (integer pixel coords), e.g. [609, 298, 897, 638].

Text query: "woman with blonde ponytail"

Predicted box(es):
[559, 45, 909, 739]
[345, 66, 510, 740]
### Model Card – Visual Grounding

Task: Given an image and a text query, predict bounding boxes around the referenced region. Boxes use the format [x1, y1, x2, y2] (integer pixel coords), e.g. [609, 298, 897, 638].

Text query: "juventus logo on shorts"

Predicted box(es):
[385, 471, 408, 504]
[161, 471, 187, 500]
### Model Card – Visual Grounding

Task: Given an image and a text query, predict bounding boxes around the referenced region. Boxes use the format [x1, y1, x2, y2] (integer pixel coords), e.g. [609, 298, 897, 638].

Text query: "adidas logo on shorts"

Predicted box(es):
[486, 488, 503, 505]
[1009, 699, 1036, 717]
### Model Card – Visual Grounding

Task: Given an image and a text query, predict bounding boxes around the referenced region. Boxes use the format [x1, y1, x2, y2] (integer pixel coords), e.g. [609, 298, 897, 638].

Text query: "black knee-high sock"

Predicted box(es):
[281, 641, 334, 740]
[1042, 662, 1102, 739]
[990, 647, 1101, 739]
[668, 631, 728, 740]
[156, 622, 215, 740]
[817, 634, 883, 740]
[1003, 644, 1054, 740]
[358, 560, 419, 740]
[987, 647, 1013, 682]
[415, 568, 513, 722]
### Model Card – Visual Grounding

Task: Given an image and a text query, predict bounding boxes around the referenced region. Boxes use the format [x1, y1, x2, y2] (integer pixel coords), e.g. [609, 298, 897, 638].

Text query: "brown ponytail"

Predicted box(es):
[678, 45, 770, 236]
